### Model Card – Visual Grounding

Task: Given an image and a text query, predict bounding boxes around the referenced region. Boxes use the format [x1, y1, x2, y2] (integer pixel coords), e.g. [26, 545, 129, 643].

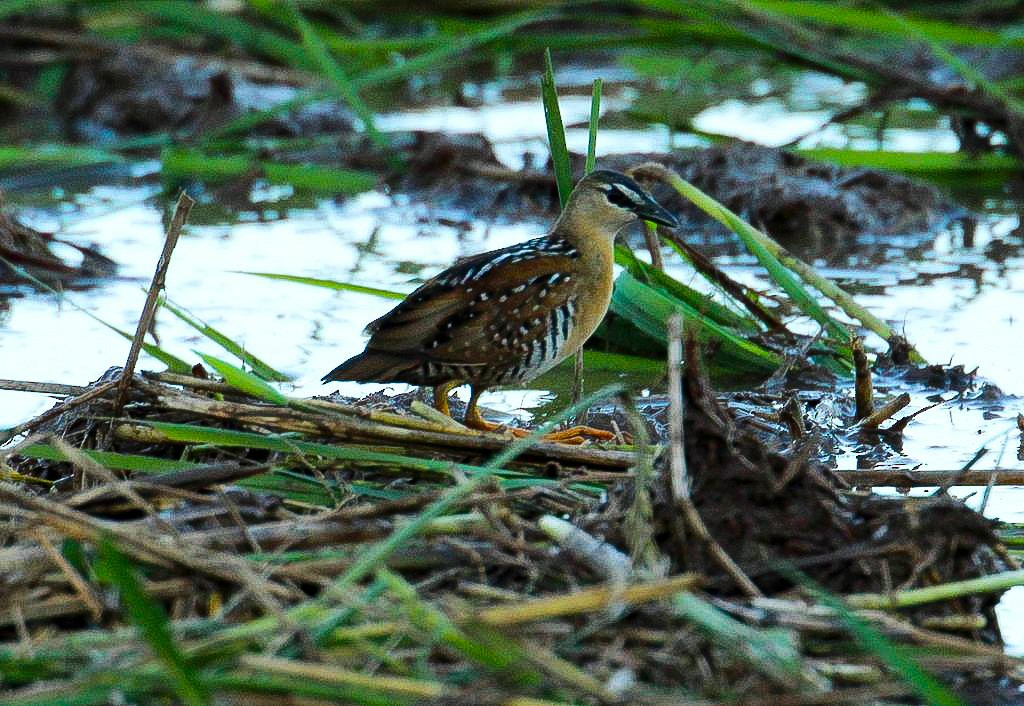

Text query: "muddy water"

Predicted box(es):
[1, 69, 1023, 648]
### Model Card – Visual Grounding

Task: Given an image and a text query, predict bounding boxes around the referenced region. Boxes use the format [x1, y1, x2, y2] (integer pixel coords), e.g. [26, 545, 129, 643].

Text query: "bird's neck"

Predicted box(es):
[549, 211, 618, 285]
[551, 207, 623, 256]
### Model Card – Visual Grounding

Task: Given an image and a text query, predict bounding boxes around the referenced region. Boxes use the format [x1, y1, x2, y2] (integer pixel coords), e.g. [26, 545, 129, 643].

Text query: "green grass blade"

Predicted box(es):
[745, 0, 1014, 47]
[136, 421, 533, 481]
[196, 352, 289, 404]
[261, 161, 379, 193]
[284, 0, 387, 150]
[790, 570, 966, 706]
[359, 10, 551, 86]
[615, 244, 757, 332]
[237, 271, 405, 299]
[585, 78, 602, 175]
[161, 298, 290, 382]
[207, 12, 548, 139]
[653, 170, 850, 342]
[541, 48, 572, 208]
[93, 537, 210, 706]
[795, 148, 1020, 174]
[673, 592, 826, 692]
[119, 0, 308, 67]
[0, 144, 122, 170]
[160, 147, 378, 193]
[0, 255, 191, 373]
[16, 443, 202, 473]
[611, 271, 780, 374]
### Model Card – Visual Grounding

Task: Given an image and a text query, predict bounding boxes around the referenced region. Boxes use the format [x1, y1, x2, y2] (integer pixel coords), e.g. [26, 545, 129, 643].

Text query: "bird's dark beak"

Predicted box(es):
[632, 196, 679, 229]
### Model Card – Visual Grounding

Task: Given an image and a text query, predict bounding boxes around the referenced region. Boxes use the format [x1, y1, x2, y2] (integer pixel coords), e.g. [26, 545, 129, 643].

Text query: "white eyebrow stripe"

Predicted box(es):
[614, 183, 645, 204]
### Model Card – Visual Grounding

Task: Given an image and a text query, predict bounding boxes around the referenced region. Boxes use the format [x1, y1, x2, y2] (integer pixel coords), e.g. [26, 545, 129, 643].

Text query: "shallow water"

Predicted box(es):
[1, 66, 1023, 650]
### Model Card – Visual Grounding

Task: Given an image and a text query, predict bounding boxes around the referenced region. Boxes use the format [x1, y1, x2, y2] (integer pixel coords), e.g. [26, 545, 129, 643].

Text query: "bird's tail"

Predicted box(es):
[321, 351, 417, 384]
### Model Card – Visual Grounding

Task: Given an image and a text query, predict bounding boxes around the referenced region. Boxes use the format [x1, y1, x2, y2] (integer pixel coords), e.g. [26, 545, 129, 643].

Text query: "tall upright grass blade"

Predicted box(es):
[541, 48, 573, 208]
[284, 0, 387, 150]
[237, 271, 405, 299]
[585, 79, 602, 175]
[161, 298, 290, 382]
[196, 352, 289, 405]
[93, 537, 210, 706]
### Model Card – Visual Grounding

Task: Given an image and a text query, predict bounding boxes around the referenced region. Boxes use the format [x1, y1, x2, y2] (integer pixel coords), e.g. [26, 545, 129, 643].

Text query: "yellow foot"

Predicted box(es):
[466, 419, 615, 445]
[542, 426, 618, 443]
[464, 413, 526, 435]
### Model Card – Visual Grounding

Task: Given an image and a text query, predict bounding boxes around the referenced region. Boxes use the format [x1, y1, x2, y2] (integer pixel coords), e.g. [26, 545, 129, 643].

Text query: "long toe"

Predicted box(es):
[542, 426, 617, 443]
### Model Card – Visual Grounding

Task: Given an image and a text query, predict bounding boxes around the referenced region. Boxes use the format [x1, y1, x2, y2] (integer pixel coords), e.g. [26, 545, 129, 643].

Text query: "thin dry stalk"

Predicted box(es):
[31, 528, 104, 621]
[856, 393, 912, 429]
[0, 379, 119, 445]
[852, 337, 873, 421]
[113, 191, 194, 414]
[0, 379, 88, 395]
[473, 573, 701, 626]
[670, 322, 761, 598]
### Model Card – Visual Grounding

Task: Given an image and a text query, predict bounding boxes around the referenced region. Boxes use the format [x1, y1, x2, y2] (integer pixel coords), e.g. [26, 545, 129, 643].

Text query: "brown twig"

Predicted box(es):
[656, 224, 786, 332]
[668, 317, 762, 598]
[0, 379, 88, 396]
[856, 393, 911, 430]
[113, 191, 194, 414]
[0, 379, 119, 446]
[852, 337, 874, 422]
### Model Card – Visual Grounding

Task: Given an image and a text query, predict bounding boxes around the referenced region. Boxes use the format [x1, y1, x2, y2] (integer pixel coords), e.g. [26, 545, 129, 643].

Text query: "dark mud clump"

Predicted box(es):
[56, 49, 354, 141]
[614, 143, 954, 246]
[369, 135, 956, 249]
[0, 195, 115, 285]
[592, 341, 1010, 639]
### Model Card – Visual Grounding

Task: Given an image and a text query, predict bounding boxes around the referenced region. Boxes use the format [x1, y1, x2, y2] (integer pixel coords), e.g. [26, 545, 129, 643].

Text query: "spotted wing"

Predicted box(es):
[364, 238, 579, 377]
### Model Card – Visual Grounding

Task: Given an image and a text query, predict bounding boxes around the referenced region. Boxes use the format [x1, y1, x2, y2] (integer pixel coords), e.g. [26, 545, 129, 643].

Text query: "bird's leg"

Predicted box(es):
[432, 380, 460, 419]
[464, 387, 529, 437]
[464, 387, 614, 444]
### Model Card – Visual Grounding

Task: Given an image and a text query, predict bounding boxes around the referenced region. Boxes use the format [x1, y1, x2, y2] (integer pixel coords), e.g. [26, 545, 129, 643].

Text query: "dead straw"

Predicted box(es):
[113, 191, 194, 414]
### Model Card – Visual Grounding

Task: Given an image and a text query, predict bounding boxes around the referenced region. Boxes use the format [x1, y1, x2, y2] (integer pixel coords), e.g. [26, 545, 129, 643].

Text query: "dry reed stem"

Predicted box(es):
[114, 191, 194, 413]
[132, 385, 634, 468]
[474, 574, 701, 626]
[0, 481, 301, 600]
[0, 379, 119, 446]
[31, 528, 104, 621]
[856, 392, 912, 429]
[670, 321, 762, 598]
[852, 336, 874, 421]
[0, 379, 88, 395]
[238, 654, 445, 698]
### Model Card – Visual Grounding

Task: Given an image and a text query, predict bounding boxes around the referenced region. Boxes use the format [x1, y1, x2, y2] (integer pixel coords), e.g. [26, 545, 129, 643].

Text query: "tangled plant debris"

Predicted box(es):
[1, 337, 1022, 704]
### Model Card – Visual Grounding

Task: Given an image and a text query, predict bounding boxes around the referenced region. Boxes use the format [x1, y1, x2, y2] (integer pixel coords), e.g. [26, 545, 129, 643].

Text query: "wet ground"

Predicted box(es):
[2, 64, 1023, 650]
